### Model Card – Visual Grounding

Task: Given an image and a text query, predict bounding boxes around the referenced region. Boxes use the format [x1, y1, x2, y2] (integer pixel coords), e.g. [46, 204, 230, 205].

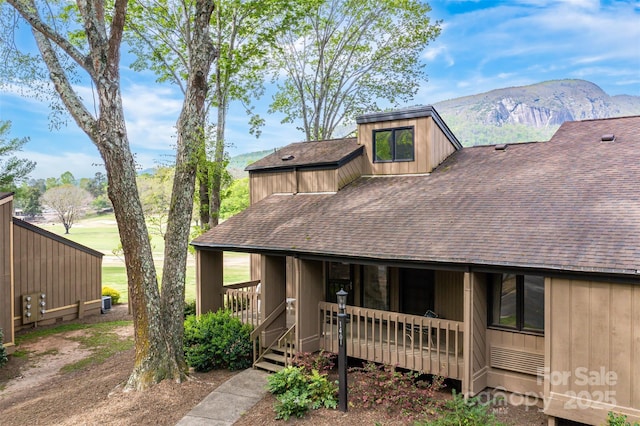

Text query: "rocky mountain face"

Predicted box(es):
[434, 79, 640, 146]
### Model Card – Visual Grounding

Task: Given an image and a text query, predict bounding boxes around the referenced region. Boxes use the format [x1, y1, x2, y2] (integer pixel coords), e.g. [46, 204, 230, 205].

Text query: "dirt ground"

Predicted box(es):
[0, 305, 548, 425]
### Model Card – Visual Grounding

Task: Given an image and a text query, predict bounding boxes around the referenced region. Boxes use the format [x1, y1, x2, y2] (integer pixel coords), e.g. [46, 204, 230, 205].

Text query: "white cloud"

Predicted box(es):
[24, 150, 105, 180]
[423, 45, 455, 67]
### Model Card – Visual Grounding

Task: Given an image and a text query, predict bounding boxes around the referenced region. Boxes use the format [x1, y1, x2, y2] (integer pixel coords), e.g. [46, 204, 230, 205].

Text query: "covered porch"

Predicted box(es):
[197, 251, 472, 384]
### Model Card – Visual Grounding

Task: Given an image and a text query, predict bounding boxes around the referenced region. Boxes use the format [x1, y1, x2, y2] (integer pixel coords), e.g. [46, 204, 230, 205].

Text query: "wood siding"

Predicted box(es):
[337, 156, 363, 189]
[486, 328, 545, 396]
[297, 169, 336, 193]
[434, 270, 464, 321]
[12, 222, 102, 330]
[0, 196, 14, 348]
[545, 278, 640, 424]
[429, 119, 457, 170]
[359, 116, 456, 175]
[250, 171, 296, 204]
[468, 272, 488, 395]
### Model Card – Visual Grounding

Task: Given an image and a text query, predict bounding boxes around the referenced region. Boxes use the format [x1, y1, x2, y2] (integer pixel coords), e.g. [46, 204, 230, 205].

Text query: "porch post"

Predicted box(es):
[195, 250, 224, 315]
[462, 272, 472, 397]
[261, 254, 287, 345]
[337, 289, 348, 412]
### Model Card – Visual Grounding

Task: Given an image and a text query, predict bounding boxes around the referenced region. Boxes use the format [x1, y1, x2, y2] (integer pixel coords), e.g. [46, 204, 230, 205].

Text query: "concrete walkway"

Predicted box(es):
[176, 368, 269, 426]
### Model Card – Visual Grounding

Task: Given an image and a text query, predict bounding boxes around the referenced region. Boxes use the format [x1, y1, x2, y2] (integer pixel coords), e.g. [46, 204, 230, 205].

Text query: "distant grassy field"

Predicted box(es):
[41, 214, 250, 303]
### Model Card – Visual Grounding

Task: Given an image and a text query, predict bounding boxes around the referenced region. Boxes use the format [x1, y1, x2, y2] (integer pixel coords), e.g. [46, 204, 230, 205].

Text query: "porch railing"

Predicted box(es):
[250, 301, 286, 366]
[278, 324, 297, 367]
[319, 302, 464, 380]
[224, 280, 260, 328]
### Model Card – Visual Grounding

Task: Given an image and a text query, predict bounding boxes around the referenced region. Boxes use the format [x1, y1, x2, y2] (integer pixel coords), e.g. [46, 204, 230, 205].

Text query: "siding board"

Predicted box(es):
[12, 220, 102, 330]
[0, 198, 13, 346]
[546, 278, 640, 424]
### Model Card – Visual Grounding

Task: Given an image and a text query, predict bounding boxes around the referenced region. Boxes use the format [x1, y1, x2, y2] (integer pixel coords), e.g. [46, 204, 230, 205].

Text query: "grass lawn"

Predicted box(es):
[42, 214, 250, 303]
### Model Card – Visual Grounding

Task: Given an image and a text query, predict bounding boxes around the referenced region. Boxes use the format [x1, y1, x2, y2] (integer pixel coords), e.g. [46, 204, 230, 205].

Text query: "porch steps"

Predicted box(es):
[253, 347, 289, 373]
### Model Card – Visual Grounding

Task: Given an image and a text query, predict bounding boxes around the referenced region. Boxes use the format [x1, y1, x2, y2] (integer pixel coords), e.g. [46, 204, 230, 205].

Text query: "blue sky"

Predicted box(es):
[1, 0, 639, 180]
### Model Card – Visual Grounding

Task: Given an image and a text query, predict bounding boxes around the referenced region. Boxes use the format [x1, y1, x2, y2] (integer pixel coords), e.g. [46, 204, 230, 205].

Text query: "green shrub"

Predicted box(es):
[0, 328, 8, 368]
[607, 412, 640, 426]
[267, 366, 337, 420]
[417, 389, 506, 426]
[102, 286, 121, 304]
[183, 309, 253, 371]
[184, 300, 196, 318]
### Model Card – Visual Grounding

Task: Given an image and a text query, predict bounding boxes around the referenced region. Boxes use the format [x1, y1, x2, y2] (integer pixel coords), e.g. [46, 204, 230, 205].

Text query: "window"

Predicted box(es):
[490, 274, 544, 333]
[400, 268, 435, 316]
[362, 265, 389, 310]
[373, 127, 414, 162]
[326, 262, 354, 305]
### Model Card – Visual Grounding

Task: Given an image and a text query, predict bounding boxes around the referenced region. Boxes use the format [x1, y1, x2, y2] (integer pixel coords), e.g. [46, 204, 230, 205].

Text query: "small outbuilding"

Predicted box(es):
[1, 193, 103, 353]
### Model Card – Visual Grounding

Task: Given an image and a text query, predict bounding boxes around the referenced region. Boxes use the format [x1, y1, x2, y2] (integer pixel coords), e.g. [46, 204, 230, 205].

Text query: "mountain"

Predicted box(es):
[227, 149, 275, 178]
[434, 79, 640, 146]
[229, 79, 640, 172]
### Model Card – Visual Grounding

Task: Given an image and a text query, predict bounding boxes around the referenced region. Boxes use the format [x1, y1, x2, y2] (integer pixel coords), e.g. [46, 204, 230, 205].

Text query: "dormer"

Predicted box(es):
[356, 106, 462, 175]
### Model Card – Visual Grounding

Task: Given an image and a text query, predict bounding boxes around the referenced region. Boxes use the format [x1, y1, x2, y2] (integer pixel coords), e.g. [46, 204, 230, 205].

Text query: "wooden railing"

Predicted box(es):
[250, 301, 286, 366]
[319, 302, 464, 380]
[278, 324, 297, 367]
[224, 280, 260, 328]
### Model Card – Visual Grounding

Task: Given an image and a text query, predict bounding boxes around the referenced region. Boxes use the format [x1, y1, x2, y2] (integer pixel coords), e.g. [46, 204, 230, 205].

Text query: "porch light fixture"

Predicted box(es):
[337, 288, 347, 311]
[336, 288, 348, 412]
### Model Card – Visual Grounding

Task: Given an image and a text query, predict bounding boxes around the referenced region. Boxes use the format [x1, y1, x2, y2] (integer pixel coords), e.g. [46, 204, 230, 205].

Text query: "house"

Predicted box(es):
[192, 106, 640, 425]
[1, 193, 103, 353]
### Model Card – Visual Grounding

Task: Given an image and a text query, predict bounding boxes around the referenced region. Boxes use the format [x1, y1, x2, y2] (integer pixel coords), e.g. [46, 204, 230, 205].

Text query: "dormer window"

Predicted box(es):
[373, 127, 414, 162]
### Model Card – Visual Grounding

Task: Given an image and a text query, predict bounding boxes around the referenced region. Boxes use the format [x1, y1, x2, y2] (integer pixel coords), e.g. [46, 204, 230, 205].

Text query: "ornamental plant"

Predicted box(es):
[267, 366, 337, 420]
[0, 328, 8, 367]
[101, 286, 121, 304]
[348, 362, 444, 420]
[417, 389, 506, 426]
[183, 309, 253, 371]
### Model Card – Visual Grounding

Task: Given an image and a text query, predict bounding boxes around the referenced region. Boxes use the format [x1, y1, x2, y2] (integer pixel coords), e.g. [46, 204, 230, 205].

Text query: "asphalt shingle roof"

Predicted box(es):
[194, 116, 640, 277]
[245, 138, 361, 171]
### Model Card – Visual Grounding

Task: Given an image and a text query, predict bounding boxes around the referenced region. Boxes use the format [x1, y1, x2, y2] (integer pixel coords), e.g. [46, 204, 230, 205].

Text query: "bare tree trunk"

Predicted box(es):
[160, 0, 216, 372]
[8, 0, 190, 390]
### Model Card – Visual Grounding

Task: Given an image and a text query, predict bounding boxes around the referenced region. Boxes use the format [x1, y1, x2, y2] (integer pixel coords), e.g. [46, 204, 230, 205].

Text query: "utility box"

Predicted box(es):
[101, 296, 111, 313]
[22, 293, 46, 324]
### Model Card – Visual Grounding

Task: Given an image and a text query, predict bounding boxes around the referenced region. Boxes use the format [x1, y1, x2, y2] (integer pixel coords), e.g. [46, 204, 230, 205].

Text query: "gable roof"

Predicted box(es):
[193, 115, 640, 279]
[245, 138, 362, 172]
[13, 217, 104, 258]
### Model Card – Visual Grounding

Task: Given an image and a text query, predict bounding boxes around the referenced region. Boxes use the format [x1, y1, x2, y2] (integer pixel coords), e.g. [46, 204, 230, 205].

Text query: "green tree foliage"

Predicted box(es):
[59, 171, 76, 186]
[20, 184, 43, 217]
[127, 0, 313, 228]
[0, 120, 36, 191]
[270, 0, 441, 141]
[81, 172, 110, 210]
[79, 172, 107, 198]
[137, 167, 173, 238]
[219, 177, 249, 220]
